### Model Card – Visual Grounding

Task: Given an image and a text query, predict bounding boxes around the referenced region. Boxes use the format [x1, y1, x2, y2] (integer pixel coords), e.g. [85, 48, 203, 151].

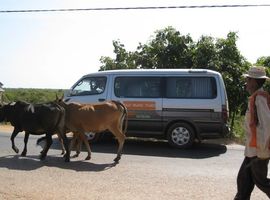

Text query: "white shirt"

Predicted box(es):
[244, 88, 270, 158]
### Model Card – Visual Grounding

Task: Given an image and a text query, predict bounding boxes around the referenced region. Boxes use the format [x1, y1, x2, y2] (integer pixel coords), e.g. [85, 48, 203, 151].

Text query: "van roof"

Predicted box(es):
[84, 69, 221, 77]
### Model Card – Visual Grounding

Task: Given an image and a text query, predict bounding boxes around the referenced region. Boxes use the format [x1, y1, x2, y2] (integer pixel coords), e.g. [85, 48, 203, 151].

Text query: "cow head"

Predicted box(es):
[0, 104, 7, 122]
[0, 102, 16, 122]
[55, 94, 64, 102]
[55, 94, 70, 104]
[55, 94, 70, 108]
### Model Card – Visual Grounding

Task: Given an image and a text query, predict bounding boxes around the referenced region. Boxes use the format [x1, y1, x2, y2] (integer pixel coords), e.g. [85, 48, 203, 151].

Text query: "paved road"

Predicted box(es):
[0, 132, 268, 200]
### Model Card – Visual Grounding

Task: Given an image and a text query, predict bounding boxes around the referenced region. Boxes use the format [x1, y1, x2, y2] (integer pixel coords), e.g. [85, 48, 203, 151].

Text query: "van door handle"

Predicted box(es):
[98, 98, 105, 102]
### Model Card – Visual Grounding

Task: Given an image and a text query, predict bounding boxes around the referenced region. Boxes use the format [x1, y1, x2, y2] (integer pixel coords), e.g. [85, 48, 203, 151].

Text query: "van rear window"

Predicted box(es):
[166, 77, 217, 99]
[114, 76, 217, 99]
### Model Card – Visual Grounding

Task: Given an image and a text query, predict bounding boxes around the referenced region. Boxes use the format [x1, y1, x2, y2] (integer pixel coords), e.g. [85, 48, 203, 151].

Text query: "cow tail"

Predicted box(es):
[112, 101, 128, 135]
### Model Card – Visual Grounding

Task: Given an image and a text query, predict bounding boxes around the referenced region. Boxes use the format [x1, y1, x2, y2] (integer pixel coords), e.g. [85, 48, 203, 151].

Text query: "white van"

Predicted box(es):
[65, 69, 229, 148]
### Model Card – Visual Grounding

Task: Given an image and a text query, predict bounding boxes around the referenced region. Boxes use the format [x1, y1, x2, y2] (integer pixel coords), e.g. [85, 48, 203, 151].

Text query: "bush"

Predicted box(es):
[2, 88, 66, 104]
[229, 114, 245, 144]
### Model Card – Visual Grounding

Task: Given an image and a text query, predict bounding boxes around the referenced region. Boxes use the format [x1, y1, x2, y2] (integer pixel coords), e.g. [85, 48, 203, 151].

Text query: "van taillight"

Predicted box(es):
[222, 105, 229, 122]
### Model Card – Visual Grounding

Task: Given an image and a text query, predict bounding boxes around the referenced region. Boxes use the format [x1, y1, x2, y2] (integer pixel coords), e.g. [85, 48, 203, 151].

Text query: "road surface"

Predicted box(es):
[0, 129, 268, 200]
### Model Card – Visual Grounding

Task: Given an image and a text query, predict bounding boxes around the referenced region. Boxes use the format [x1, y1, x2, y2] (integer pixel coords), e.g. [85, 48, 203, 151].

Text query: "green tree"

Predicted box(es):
[256, 56, 270, 93]
[99, 27, 194, 70]
[192, 35, 219, 71]
[99, 40, 137, 71]
[191, 33, 250, 135]
[215, 32, 249, 134]
[135, 26, 194, 69]
[99, 27, 251, 136]
[256, 56, 270, 67]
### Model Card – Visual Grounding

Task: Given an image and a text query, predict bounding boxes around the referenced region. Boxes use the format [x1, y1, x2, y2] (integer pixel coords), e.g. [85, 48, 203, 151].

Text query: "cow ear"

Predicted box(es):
[55, 93, 59, 101]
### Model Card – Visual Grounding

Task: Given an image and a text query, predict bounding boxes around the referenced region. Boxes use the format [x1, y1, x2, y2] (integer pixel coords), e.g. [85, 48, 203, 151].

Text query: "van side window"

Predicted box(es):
[114, 77, 161, 98]
[166, 77, 217, 99]
[70, 77, 107, 96]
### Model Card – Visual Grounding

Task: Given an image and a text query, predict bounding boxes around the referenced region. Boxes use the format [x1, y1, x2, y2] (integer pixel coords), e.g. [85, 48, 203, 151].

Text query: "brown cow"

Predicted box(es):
[56, 97, 127, 162]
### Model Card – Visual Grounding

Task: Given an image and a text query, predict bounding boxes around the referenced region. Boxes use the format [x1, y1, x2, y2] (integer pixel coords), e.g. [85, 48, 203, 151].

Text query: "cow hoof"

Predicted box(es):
[114, 156, 121, 163]
[65, 158, 70, 162]
[71, 154, 79, 158]
[85, 156, 91, 160]
[13, 147, 19, 154]
[21, 152, 26, 157]
[39, 154, 46, 160]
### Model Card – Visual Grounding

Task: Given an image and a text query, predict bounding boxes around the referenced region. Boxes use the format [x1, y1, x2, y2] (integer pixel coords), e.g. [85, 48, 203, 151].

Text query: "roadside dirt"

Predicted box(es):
[0, 124, 13, 133]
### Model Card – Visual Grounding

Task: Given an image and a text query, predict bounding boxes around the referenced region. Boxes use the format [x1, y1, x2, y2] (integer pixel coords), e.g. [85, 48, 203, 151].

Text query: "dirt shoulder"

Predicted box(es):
[0, 124, 13, 133]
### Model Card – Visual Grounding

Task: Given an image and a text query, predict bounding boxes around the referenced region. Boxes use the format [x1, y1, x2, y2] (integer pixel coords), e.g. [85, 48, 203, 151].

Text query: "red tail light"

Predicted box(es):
[222, 105, 229, 122]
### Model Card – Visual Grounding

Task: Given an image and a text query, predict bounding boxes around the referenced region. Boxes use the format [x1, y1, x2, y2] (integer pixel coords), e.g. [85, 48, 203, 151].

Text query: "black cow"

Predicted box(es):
[0, 101, 70, 162]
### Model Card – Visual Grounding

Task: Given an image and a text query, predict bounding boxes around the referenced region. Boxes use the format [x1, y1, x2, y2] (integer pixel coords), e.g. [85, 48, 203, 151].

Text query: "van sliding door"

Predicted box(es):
[112, 76, 163, 135]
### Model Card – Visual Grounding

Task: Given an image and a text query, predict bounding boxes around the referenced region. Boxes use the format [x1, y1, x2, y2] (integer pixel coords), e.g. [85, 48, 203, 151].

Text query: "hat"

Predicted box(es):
[243, 66, 270, 80]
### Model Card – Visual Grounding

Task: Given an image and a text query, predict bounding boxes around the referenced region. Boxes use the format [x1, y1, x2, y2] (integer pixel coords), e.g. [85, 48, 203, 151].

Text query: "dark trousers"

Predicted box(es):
[234, 156, 270, 200]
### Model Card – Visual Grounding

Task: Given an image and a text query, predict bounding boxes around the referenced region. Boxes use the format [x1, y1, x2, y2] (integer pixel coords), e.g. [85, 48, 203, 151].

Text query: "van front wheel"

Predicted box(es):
[167, 123, 195, 148]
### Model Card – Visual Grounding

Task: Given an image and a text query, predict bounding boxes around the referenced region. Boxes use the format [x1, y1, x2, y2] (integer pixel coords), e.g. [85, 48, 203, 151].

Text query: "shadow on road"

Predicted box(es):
[0, 154, 117, 172]
[0, 136, 227, 172]
[50, 137, 227, 159]
[93, 138, 227, 159]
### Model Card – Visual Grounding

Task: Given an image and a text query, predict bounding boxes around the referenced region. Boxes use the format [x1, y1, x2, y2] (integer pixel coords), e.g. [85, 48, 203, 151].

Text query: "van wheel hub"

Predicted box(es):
[171, 127, 190, 145]
[167, 122, 195, 148]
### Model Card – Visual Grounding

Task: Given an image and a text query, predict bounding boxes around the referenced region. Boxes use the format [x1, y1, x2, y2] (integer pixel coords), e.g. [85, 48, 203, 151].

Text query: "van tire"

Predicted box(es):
[167, 123, 195, 148]
[85, 132, 100, 144]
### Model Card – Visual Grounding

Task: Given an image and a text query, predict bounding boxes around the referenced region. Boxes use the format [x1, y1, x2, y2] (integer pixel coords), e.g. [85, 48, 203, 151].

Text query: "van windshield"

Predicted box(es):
[70, 77, 107, 96]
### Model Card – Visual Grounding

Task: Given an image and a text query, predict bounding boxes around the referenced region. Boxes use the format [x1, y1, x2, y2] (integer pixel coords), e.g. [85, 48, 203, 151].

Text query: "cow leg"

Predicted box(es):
[56, 133, 65, 155]
[75, 136, 82, 158]
[69, 134, 79, 158]
[40, 134, 52, 160]
[111, 128, 126, 162]
[61, 133, 70, 162]
[21, 132, 30, 156]
[10, 128, 20, 153]
[79, 133, 91, 160]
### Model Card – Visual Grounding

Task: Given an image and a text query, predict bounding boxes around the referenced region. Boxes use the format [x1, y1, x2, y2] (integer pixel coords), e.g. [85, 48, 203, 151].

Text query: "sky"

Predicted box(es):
[0, 0, 270, 89]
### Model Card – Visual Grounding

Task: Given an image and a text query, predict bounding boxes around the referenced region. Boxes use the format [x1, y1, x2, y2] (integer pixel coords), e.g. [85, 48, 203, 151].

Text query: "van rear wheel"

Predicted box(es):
[167, 123, 195, 148]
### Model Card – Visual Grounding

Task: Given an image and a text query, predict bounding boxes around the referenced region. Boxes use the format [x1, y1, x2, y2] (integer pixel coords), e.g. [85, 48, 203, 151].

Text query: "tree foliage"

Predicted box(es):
[256, 56, 270, 67]
[135, 27, 194, 69]
[99, 26, 252, 134]
[256, 56, 270, 93]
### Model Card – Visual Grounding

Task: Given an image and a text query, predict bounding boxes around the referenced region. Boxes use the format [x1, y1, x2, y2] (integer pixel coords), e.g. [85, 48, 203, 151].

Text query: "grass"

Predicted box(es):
[229, 115, 245, 145]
